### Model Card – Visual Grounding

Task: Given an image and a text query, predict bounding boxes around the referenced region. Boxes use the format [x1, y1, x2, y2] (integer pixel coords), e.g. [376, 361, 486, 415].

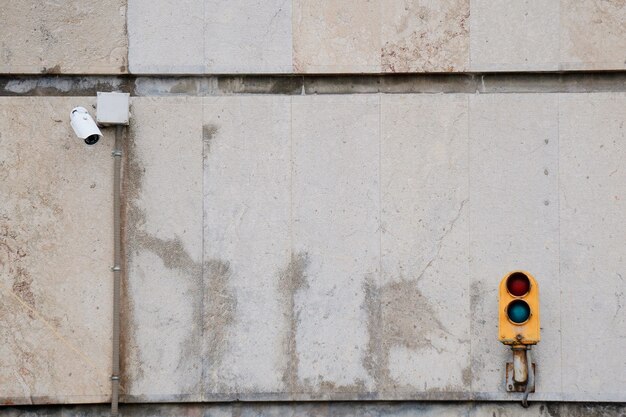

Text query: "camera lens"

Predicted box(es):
[84, 134, 100, 145]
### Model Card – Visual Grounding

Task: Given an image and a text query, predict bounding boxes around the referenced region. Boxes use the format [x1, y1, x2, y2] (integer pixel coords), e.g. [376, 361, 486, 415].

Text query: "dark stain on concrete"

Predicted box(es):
[41, 64, 61, 74]
[461, 364, 472, 388]
[119, 124, 142, 395]
[363, 274, 384, 387]
[364, 274, 464, 392]
[202, 124, 219, 155]
[121, 126, 237, 395]
[317, 379, 368, 395]
[203, 257, 236, 391]
[170, 79, 200, 94]
[12, 266, 35, 317]
[217, 75, 303, 95]
[1, 223, 36, 319]
[278, 252, 309, 392]
[134, 233, 201, 275]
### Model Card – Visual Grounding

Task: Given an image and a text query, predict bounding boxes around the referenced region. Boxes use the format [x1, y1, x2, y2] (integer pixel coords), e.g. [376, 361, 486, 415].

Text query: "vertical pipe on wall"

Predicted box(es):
[111, 125, 123, 417]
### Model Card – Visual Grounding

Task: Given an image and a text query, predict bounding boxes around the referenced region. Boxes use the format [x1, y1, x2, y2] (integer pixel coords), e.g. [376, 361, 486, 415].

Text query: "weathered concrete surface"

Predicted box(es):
[291, 95, 379, 393]
[123, 97, 204, 401]
[3, 1, 625, 75]
[379, 94, 470, 393]
[293, 0, 469, 74]
[121, 93, 626, 402]
[127, 0, 204, 74]
[204, 0, 292, 73]
[7, 73, 626, 98]
[469, 0, 560, 71]
[128, 0, 292, 74]
[0, 2, 127, 74]
[3, 402, 626, 417]
[203, 96, 291, 394]
[560, 1, 626, 70]
[468, 94, 563, 399]
[381, 0, 470, 72]
[559, 93, 626, 396]
[2, 93, 626, 405]
[0, 97, 112, 404]
[293, 0, 381, 73]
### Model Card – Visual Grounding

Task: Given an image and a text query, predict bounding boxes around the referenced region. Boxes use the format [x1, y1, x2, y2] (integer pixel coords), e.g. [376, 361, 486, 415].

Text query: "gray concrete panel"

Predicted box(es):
[202, 96, 291, 394]
[559, 93, 626, 396]
[380, 94, 470, 393]
[290, 95, 380, 392]
[204, 0, 292, 73]
[468, 94, 561, 396]
[123, 97, 204, 400]
[128, 0, 205, 74]
[129, 0, 292, 74]
[470, 0, 560, 71]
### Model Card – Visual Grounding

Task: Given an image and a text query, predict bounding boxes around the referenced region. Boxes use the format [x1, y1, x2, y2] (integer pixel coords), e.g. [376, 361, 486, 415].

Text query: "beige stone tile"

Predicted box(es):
[379, 95, 470, 393]
[560, 0, 626, 70]
[559, 93, 626, 397]
[468, 94, 561, 395]
[291, 95, 379, 391]
[381, 0, 470, 72]
[202, 96, 291, 394]
[470, 0, 559, 71]
[0, 97, 112, 403]
[123, 97, 204, 400]
[293, 0, 381, 73]
[0, 2, 127, 74]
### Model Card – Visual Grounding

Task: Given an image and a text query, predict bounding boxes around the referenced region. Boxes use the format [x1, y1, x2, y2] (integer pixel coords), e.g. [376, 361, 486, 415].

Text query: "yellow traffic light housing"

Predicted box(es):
[499, 271, 540, 346]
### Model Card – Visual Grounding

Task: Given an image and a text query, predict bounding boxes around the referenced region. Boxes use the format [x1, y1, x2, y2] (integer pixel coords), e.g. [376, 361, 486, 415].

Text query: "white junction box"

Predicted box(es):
[96, 92, 130, 125]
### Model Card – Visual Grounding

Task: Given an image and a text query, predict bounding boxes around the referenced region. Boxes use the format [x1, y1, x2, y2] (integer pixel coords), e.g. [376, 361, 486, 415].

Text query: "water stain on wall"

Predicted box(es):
[122, 121, 237, 396]
[276, 253, 374, 396]
[203, 257, 237, 392]
[363, 274, 464, 393]
[203, 124, 219, 155]
[278, 252, 309, 392]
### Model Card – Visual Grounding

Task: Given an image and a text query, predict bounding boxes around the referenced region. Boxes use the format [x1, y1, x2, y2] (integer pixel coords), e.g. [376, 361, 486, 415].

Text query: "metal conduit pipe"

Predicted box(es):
[111, 125, 123, 417]
[522, 348, 534, 408]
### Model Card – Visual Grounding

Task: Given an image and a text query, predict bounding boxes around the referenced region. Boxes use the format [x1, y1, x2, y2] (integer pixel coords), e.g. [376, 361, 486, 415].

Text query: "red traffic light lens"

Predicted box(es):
[507, 300, 531, 324]
[506, 272, 530, 296]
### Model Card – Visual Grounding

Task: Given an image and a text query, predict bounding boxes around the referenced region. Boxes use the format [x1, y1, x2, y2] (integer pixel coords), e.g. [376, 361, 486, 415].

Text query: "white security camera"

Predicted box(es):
[70, 107, 102, 145]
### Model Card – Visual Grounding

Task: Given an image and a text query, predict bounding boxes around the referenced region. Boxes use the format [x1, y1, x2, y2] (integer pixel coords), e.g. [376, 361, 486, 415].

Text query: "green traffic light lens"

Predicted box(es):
[507, 300, 531, 324]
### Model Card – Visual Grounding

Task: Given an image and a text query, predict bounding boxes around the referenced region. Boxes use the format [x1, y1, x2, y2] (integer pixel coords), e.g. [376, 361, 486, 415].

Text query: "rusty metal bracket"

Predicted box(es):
[505, 362, 536, 392]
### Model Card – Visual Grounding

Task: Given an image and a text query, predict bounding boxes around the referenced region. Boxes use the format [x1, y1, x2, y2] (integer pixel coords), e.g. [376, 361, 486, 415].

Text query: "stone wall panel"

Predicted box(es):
[0, 2, 127, 74]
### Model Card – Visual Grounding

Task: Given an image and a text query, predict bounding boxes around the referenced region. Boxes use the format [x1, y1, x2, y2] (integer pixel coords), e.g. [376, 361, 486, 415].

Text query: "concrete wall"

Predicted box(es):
[1, 0, 625, 413]
[1, 92, 625, 405]
[1, 1, 625, 74]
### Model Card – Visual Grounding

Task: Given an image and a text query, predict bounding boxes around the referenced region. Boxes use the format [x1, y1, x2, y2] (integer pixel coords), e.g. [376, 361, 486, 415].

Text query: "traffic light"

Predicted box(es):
[499, 271, 540, 345]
